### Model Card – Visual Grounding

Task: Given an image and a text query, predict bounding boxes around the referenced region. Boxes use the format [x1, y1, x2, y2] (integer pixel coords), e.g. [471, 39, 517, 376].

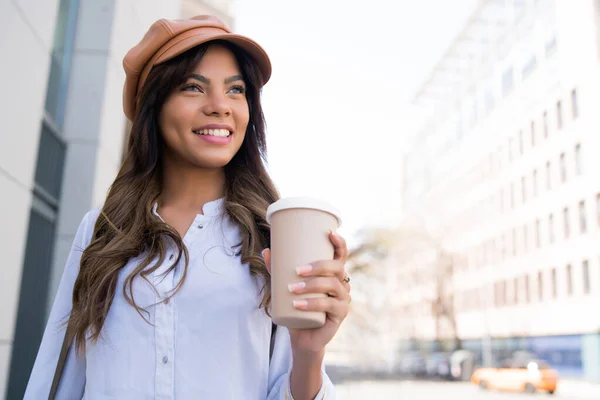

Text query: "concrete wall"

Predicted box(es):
[0, 0, 61, 394]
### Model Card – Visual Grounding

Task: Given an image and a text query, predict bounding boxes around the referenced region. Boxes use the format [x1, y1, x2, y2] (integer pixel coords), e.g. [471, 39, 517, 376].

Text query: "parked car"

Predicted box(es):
[398, 352, 427, 377]
[471, 358, 558, 394]
[426, 352, 451, 379]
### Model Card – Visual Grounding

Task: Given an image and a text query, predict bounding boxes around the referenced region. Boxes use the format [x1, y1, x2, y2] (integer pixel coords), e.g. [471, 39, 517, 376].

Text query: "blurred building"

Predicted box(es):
[401, 0, 600, 380]
[0, 0, 233, 397]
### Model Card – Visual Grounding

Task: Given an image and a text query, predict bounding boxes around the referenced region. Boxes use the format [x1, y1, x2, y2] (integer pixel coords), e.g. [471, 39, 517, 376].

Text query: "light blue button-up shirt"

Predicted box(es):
[24, 198, 335, 399]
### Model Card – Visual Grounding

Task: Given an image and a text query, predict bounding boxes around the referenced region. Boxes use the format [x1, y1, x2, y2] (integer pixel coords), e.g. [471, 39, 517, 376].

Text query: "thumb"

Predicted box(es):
[261, 248, 272, 274]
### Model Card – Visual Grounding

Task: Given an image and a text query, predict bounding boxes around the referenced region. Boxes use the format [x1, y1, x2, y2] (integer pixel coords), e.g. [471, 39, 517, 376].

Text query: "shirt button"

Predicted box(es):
[197, 224, 204, 229]
[164, 298, 170, 305]
[169, 254, 174, 261]
[162, 356, 168, 364]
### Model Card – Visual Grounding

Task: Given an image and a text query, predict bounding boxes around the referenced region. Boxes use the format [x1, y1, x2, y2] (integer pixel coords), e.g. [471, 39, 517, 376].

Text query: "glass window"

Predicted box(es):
[512, 228, 517, 256]
[44, 0, 81, 129]
[514, 277, 519, 304]
[563, 207, 570, 239]
[566, 264, 573, 295]
[523, 224, 528, 252]
[522, 54, 537, 78]
[575, 143, 582, 175]
[543, 111, 549, 137]
[551, 268, 558, 298]
[535, 219, 541, 248]
[519, 130, 524, 154]
[508, 138, 514, 161]
[532, 169, 538, 196]
[571, 88, 578, 119]
[560, 153, 567, 182]
[511, 183, 515, 208]
[502, 67, 515, 96]
[582, 260, 590, 294]
[531, 121, 536, 147]
[524, 275, 530, 303]
[538, 271, 544, 301]
[548, 213, 554, 243]
[521, 176, 527, 203]
[579, 200, 587, 233]
[546, 161, 552, 190]
[545, 35, 557, 56]
[556, 100, 563, 129]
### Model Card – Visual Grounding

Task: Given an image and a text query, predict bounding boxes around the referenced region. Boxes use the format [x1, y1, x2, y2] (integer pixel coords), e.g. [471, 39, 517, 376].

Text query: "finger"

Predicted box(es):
[261, 248, 271, 274]
[292, 296, 349, 321]
[329, 231, 349, 262]
[288, 277, 348, 300]
[341, 280, 351, 295]
[296, 260, 345, 282]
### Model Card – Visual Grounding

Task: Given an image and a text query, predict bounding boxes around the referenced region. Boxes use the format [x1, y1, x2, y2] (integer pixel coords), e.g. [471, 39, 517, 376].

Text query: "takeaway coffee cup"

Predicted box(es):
[266, 196, 342, 329]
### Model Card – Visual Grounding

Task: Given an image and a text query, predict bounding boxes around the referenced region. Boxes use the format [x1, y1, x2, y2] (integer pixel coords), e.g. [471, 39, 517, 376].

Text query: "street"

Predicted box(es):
[333, 380, 600, 400]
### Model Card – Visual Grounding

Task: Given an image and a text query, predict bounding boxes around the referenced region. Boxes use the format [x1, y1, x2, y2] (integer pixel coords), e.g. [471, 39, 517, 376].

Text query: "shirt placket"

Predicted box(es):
[154, 252, 177, 400]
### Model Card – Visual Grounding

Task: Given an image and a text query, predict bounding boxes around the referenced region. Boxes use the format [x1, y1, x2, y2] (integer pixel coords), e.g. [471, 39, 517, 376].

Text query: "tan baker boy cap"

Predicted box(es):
[122, 15, 272, 120]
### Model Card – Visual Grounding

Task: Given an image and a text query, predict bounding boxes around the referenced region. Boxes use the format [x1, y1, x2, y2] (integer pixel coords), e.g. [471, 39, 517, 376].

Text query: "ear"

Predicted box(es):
[261, 248, 271, 274]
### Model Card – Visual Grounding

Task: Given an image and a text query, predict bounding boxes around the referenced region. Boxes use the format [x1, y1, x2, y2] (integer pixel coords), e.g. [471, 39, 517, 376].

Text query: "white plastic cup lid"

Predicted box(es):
[266, 196, 342, 227]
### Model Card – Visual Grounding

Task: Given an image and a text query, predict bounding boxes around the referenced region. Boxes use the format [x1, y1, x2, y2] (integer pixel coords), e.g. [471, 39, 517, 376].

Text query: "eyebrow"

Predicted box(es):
[188, 73, 244, 85]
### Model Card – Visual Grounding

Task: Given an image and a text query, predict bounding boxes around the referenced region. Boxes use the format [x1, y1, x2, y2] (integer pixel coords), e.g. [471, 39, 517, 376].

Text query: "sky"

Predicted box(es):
[232, 0, 480, 246]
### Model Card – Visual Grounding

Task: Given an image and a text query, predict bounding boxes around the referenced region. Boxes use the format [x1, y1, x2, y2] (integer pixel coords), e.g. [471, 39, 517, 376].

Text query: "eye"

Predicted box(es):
[182, 83, 203, 92]
[228, 85, 246, 95]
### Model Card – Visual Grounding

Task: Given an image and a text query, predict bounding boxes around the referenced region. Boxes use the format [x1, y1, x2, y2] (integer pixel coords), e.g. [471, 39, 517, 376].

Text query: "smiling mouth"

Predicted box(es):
[193, 128, 232, 137]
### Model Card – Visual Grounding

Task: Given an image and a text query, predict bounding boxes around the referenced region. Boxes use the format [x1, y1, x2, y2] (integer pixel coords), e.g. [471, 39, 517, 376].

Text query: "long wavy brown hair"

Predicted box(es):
[68, 40, 279, 353]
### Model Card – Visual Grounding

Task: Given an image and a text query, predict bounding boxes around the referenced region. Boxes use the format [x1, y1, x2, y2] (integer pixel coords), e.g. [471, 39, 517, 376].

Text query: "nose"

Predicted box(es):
[202, 91, 231, 117]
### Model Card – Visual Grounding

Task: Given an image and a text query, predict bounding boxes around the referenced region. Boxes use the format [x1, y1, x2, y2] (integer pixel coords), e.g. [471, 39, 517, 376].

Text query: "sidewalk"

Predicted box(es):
[557, 379, 600, 398]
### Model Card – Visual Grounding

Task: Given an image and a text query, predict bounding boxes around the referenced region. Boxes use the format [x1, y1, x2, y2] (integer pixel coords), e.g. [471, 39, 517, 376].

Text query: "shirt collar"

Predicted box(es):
[152, 197, 225, 220]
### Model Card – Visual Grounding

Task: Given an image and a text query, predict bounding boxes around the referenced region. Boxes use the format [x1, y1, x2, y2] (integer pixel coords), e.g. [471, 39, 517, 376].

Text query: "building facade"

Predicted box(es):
[401, 0, 600, 380]
[1, 0, 233, 397]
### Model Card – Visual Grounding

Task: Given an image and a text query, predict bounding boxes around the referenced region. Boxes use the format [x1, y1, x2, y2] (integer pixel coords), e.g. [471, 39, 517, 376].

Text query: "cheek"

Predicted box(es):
[160, 99, 194, 139]
[235, 103, 250, 132]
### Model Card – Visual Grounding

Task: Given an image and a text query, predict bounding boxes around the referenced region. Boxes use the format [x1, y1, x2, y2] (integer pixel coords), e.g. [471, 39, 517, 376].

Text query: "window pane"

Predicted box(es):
[560, 153, 567, 182]
[582, 260, 590, 294]
[579, 200, 587, 233]
[563, 207, 570, 239]
[571, 88, 578, 119]
[546, 161, 552, 190]
[531, 121, 536, 147]
[549, 214, 554, 243]
[551, 268, 557, 298]
[34, 122, 66, 201]
[543, 111, 549, 137]
[566, 264, 573, 295]
[556, 100, 563, 129]
[575, 144, 582, 175]
[535, 219, 541, 247]
[44, 0, 80, 128]
[6, 207, 56, 398]
[532, 169, 538, 196]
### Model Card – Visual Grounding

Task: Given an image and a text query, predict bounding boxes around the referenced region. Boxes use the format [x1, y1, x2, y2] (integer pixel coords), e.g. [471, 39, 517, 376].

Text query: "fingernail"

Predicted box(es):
[296, 265, 312, 275]
[288, 282, 306, 292]
[293, 299, 308, 309]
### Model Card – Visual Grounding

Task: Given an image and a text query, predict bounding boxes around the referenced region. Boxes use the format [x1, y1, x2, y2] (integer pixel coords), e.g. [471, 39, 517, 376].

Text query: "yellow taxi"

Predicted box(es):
[471, 359, 558, 394]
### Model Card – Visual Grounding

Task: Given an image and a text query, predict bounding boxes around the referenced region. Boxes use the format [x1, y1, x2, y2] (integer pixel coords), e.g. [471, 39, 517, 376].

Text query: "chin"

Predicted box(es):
[191, 156, 234, 169]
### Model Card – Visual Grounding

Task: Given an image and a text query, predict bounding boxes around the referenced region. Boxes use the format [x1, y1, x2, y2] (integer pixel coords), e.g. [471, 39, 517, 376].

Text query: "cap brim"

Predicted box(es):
[156, 33, 272, 86]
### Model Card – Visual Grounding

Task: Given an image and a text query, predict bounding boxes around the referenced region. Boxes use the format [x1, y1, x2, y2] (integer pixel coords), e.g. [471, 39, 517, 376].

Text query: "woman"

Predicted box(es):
[25, 15, 351, 400]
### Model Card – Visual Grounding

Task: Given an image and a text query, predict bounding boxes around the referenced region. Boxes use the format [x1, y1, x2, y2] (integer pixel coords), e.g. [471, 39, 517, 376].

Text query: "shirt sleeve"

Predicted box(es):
[23, 209, 100, 400]
[266, 325, 336, 400]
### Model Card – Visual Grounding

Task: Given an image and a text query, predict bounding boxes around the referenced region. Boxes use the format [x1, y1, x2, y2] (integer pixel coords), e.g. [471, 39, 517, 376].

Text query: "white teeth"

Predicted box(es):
[194, 128, 231, 137]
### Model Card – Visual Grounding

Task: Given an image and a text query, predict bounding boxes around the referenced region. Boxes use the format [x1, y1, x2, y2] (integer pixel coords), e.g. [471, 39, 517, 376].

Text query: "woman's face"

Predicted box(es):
[159, 44, 249, 169]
